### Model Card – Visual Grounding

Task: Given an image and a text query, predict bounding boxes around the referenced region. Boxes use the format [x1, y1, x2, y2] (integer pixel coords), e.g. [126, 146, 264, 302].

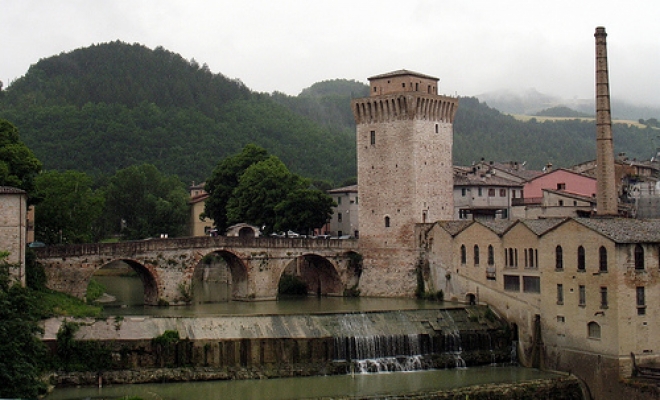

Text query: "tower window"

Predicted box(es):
[370, 131, 376, 145]
[474, 245, 480, 266]
[579, 285, 586, 306]
[600, 286, 608, 308]
[577, 246, 586, 271]
[635, 244, 645, 270]
[637, 286, 646, 315]
[556, 245, 563, 270]
[599, 246, 607, 272]
[435, 124, 439, 133]
[384, 216, 390, 228]
[557, 284, 564, 304]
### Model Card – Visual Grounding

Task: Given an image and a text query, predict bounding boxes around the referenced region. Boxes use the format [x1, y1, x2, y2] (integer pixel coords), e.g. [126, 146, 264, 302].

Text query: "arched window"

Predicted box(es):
[555, 246, 563, 270]
[635, 244, 645, 270]
[488, 245, 494, 265]
[588, 322, 601, 339]
[474, 245, 480, 266]
[577, 246, 586, 271]
[509, 248, 514, 267]
[599, 246, 608, 272]
[384, 216, 390, 228]
[460, 245, 467, 264]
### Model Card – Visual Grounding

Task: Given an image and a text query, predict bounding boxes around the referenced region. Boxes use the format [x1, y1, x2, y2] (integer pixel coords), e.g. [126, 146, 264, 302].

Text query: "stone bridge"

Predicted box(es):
[34, 236, 361, 305]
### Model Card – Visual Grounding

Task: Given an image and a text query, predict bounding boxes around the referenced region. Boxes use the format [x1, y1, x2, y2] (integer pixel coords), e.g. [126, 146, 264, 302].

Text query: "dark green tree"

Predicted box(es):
[274, 188, 336, 235]
[34, 170, 105, 244]
[203, 144, 269, 232]
[0, 119, 42, 196]
[226, 156, 305, 233]
[103, 164, 189, 240]
[0, 261, 48, 398]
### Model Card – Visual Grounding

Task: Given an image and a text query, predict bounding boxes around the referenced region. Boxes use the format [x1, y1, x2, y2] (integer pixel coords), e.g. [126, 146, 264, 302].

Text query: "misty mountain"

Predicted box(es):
[477, 88, 660, 120]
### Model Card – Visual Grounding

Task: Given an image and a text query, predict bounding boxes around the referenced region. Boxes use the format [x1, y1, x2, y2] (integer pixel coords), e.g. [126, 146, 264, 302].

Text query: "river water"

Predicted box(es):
[93, 275, 448, 317]
[46, 366, 559, 400]
[46, 275, 561, 399]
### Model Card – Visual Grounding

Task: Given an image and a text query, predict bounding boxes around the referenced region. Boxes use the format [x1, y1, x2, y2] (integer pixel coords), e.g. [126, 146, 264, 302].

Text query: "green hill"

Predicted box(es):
[0, 41, 657, 185]
[0, 42, 355, 185]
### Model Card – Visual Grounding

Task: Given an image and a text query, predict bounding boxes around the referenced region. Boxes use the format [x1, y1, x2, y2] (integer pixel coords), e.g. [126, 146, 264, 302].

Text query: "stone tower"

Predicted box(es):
[352, 70, 458, 296]
[594, 27, 618, 216]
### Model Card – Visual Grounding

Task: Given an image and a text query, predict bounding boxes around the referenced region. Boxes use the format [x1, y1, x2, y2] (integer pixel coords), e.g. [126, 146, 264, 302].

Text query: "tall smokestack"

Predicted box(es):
[594, 26, 618, 216]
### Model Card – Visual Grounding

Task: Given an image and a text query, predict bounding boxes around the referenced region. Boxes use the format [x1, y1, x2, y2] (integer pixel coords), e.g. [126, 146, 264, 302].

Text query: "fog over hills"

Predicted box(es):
[477, 89, 660, 120]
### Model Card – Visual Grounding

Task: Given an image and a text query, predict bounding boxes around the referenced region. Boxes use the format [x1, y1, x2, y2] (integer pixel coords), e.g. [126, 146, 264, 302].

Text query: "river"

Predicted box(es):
[46, 366, 560, 400]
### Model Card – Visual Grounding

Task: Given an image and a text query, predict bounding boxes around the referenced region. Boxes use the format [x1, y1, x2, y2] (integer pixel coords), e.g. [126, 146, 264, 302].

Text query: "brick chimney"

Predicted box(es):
[594, 27, 618, 216]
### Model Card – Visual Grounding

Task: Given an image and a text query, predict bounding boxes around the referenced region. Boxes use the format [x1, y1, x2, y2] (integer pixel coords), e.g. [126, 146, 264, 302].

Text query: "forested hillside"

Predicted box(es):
[0, 42, 355, 185]
[0, 41, 657, 185]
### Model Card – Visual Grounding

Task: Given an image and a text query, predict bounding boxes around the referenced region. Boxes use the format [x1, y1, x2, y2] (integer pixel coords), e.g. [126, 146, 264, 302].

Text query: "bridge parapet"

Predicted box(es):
[34, 236, 359, 258]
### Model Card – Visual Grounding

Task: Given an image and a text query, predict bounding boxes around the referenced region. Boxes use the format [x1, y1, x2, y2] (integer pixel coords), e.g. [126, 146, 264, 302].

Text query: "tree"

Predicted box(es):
[0, 261, 48, 398]
[103, 164, 188, 240]
[33, 170, 105, 244]
[274, 188, 336, 234]
[203, 144, 269, 232]
[0, 119, 42, 196]
[226, 156, 305, 233]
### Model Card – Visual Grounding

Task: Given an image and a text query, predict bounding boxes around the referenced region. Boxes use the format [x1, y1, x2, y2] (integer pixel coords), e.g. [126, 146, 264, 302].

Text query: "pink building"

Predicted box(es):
[523, 169, 596, 201]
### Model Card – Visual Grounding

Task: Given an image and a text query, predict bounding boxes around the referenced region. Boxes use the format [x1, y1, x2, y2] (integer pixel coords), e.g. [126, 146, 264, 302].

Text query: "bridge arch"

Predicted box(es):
[279, 253, 344, 296]
[90, 259, 159, 305]
[192, 249, 249, 301]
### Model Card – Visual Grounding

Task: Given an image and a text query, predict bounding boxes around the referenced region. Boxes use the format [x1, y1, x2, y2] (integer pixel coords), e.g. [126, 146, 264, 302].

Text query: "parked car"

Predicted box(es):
[28, 241, 46, 248]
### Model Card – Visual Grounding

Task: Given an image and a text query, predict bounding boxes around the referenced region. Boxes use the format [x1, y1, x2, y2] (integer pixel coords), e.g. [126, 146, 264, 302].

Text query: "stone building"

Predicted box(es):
[423, 216, 660, 398]
[352, 70, 458, 296]
[0, 186, 28, 285]
[326, 184, 358, 238]
[453, 166, 522, 220]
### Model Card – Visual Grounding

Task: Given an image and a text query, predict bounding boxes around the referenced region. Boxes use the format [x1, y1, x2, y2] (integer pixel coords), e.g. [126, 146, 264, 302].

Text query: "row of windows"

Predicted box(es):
[556, 284, 646, 315]
[505, 247, 538, 268]
[460, 245, 537, 268]
[461, 243, 652, 272]
[460, 244, 495, 266]
[460, 188, 514, 197]
[503, 275, 540, 293]
[556, 244, 646, 272]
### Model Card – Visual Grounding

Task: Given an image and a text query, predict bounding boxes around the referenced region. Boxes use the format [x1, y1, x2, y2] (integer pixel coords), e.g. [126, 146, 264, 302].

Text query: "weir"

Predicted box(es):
[43, 306, 514, 386]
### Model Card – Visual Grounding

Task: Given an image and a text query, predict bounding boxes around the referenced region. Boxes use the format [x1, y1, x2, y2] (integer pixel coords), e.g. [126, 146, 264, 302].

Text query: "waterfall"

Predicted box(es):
[441, 310, 466, 368]
[333, 313, 432, 373]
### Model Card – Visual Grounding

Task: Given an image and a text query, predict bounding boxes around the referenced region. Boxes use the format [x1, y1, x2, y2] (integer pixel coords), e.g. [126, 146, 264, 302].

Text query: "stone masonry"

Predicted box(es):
[352, 70, 458, 296]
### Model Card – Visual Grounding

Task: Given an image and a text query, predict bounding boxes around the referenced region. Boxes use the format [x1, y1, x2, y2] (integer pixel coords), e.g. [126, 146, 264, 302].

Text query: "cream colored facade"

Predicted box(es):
[352, 70, 457, 296]
[0, 186, 28, 285]
[425, 217, 660, 397]
[326, 185, 358, 238]
[189, 182, 214, 237]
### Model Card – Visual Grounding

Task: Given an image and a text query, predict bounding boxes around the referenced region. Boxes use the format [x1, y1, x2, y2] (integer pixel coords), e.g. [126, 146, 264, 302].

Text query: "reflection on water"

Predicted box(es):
[95, 275, 449, 317]
[46, 366, 559, 400]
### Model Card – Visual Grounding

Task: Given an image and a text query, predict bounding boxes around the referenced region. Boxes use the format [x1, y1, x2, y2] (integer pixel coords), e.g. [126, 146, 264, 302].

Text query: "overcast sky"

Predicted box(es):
[2, 0, 659, 106]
